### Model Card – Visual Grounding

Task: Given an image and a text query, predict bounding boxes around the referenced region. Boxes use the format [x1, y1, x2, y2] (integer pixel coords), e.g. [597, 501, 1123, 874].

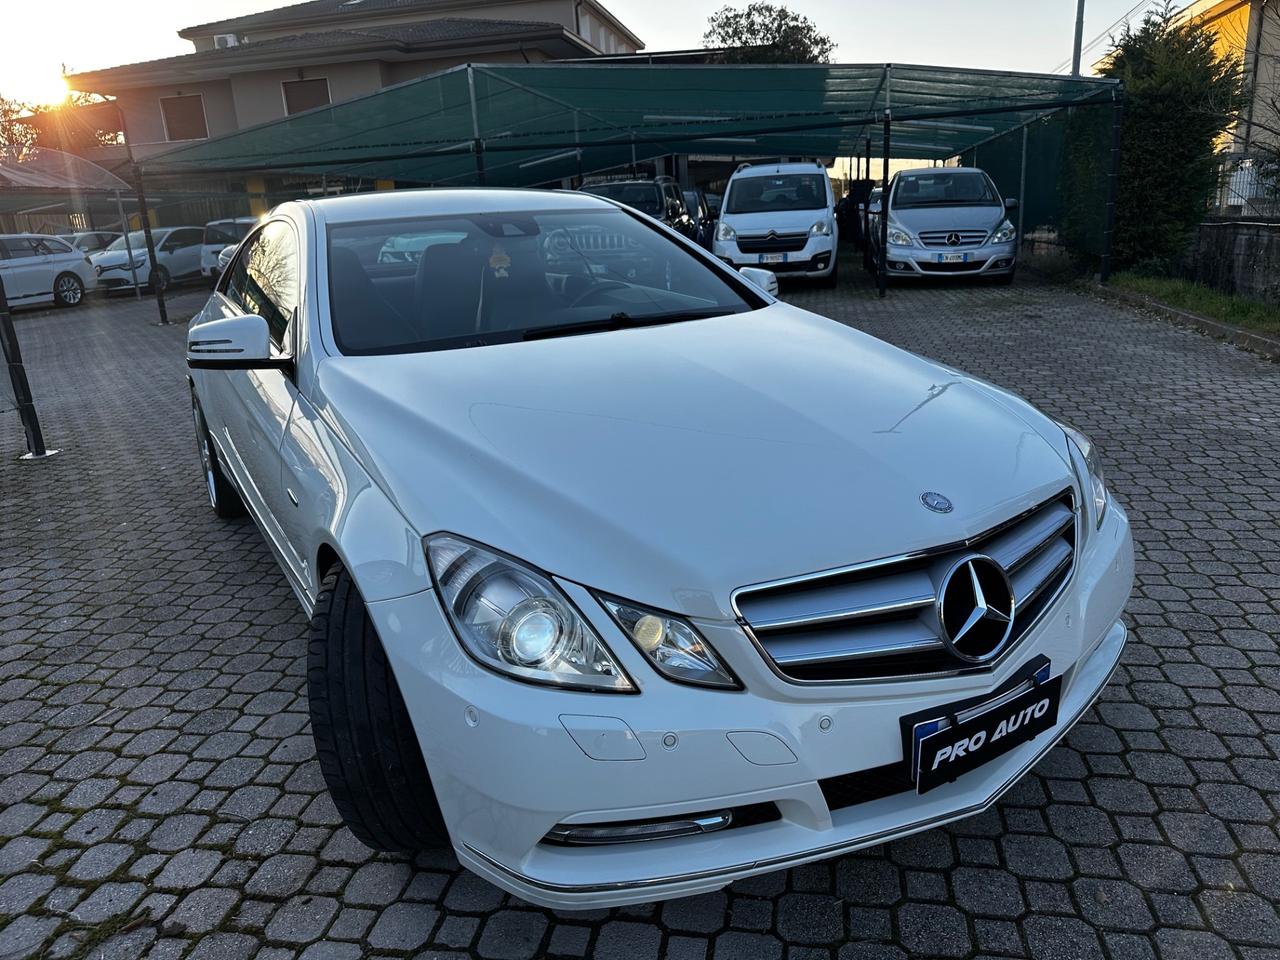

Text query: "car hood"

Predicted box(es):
[892, 205, 1007, 234]
[314, 304, 1074, 619]
[91, 248, 146, 268]
[722, 208, 828, 235]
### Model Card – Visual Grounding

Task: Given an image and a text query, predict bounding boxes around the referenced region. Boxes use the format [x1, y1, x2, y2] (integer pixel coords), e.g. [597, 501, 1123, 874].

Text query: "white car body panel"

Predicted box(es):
[91, 226, 204, 290]
[188, 188, 1133, 909]
[0, 234, 97, 307]
[200, 217, 258, 277]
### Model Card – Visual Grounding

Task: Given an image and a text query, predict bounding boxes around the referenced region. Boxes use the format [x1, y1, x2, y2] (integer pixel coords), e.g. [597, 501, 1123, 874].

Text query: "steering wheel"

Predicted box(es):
[567, 279, 630, 308]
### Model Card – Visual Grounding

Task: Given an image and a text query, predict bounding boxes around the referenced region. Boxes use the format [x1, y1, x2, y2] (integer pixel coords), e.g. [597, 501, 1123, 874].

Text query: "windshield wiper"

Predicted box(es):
[523, 309, 731, 341]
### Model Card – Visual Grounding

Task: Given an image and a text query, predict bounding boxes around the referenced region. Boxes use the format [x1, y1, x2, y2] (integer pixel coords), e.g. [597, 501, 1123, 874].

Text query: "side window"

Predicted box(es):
[222, 220, 298, 351]
[177, 228, 203, 249]
[8, 239, 41, 259]
[41, 238, 73, 255]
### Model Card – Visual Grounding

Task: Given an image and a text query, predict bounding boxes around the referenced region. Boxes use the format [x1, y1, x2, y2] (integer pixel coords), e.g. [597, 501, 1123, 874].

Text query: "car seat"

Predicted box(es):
[329, 246, 421, 351]
[414, 242, 484, 340]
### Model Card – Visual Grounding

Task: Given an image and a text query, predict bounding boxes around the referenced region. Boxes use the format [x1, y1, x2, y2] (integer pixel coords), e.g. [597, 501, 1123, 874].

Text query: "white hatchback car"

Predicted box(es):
[187, 189, 1133, 909]
[200, 217, 258, 282]
[713, 161, 839, 284]
[91, 226, 204, 292]
[0, 234, 98, 308]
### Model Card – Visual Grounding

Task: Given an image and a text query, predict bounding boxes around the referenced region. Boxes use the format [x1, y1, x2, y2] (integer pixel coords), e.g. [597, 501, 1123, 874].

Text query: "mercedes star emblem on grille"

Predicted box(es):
[946, 232, 962, 246]
[936, 554, 1016, 663]
[921, 491, 953, 513]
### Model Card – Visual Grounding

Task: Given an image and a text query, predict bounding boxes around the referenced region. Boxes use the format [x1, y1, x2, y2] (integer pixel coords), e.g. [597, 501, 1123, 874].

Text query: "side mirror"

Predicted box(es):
[188, 314, 286, 370]
[1004, 198, 1019, 211]
[739, 266, 779, 297]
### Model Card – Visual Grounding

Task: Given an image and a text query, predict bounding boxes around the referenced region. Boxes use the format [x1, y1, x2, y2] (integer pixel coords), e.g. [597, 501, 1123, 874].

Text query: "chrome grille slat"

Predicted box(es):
[738, 570, 935, 632]
[736, 490, 1077, 683]
[1012, 537, 1072, 609]
[767, 620, 945, 666]
[985, 502, 1073, 572]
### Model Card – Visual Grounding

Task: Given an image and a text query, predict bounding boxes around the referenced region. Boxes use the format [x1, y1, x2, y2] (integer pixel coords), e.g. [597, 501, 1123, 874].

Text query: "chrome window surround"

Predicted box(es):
[730, 488, 1079, 685]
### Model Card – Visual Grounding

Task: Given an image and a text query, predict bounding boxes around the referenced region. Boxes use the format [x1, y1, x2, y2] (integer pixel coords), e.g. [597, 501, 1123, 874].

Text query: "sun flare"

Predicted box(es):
[0, 70, 69, 109]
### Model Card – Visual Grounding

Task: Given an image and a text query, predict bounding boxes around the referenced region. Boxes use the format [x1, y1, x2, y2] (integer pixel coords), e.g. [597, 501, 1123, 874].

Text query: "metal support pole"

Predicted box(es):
[466, 65, 486, 185]
[1099, 89, 1125, 284]
[1017, 124, 1028, 247]
[878, 109, 891, 299]
[113, 190, 141, 299]
[1071, 0, 1087, 77]
[131, 165, 169, 325]
[0, 275, 54, 459]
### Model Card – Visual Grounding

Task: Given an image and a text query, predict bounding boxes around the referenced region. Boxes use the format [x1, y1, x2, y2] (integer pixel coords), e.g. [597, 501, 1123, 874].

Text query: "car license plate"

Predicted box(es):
[937, 253, 968, 264]
[912, 674, 1062, 794]
[760, 253, 786, 264]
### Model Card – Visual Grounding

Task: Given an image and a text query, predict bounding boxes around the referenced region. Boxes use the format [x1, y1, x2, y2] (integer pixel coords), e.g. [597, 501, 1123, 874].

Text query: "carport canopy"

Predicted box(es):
[140, 62, 1120, 187]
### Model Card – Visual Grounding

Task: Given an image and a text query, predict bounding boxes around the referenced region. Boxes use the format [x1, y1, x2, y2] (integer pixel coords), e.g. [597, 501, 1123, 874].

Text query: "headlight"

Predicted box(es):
[426, 535, 633, 692]
[991, 220, 1017, 244]
[599, 596, 739, 689]
[809, 220, 832, 236]
[1060, 424, 1107, 529]
[887, 227, 913, 246]
[715, 221, 737, 242]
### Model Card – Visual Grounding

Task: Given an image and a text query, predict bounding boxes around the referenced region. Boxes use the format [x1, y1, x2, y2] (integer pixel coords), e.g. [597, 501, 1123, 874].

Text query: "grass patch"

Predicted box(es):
[1112, 273, 1280, 337]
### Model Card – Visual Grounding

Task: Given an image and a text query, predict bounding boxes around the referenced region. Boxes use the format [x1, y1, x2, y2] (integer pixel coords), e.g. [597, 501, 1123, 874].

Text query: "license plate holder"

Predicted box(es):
[906, 661, 1061, 794]
[937, 252, 968, 264]
[760, 253, 786, 264]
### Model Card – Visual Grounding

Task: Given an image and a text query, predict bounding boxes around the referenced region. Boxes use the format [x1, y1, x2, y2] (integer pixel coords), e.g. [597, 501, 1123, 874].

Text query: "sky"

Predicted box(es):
[0, 0, 1164, 106]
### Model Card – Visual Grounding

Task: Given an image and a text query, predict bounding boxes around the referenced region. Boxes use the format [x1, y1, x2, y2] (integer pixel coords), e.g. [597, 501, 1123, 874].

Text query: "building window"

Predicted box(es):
[282, 78, 330, 116]
[159, 94, 208, 141]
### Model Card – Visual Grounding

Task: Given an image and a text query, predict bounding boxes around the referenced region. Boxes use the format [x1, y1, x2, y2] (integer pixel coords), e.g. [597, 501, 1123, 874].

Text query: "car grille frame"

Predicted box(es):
[732, 489, 1078, 685]
[737, 233, 810, 254]
[918, 229, 990, 248]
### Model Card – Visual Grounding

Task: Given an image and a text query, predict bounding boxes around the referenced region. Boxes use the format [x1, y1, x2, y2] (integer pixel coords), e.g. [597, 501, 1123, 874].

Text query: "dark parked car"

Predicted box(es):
[579, 176, 698, 243]
[682, 187, 716, 249]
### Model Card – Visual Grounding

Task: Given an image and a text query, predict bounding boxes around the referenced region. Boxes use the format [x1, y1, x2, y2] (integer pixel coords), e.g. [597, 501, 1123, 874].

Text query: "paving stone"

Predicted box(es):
[474, 910, 546, 959]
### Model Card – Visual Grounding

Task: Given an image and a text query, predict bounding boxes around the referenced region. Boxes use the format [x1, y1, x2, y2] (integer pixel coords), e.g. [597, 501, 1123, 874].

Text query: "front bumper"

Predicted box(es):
[884, 240, 1017, 278]
[714, 235, 836, 278]
[370, 500, 1132, 909]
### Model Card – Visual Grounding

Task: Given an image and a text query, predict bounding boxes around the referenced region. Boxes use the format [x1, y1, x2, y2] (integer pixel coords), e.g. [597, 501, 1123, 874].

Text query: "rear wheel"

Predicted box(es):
[53, 272, 84, 307]
[309, 563, 448, 852]
[191, 388, 245, 519]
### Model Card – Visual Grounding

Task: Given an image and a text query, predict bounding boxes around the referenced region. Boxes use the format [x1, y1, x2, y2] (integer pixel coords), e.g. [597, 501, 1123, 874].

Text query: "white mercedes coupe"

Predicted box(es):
[186, 188, 1133, 909]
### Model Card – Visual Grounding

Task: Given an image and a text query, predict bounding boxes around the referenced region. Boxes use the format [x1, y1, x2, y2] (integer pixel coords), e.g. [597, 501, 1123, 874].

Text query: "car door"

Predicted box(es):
[200, 220, 305, 581]
[38, 237, 84, 281]
[161, 228, 202, 279]
[0, 239, 51, 302]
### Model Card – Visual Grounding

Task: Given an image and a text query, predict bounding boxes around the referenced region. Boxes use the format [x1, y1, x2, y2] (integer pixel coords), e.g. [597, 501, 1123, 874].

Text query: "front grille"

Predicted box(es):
[919, 229, 989, 248]
[918, 259, 989, 273]
[734, 490, 1076, 683]
[737, 233, 809, 253]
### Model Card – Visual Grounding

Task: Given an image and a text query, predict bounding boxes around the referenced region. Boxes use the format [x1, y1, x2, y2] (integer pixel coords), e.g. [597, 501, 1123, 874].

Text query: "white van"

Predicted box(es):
[201, 217, 258, 282]
[712, 161, 838, 285]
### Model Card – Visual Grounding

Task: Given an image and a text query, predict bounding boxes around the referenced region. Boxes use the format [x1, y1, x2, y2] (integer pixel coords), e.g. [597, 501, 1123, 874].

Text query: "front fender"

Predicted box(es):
[280, 393, 429, 608]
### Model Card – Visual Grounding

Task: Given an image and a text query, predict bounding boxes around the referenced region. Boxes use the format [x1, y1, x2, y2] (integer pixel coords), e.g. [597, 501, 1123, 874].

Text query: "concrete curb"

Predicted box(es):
[1093, 282, 1280, 362]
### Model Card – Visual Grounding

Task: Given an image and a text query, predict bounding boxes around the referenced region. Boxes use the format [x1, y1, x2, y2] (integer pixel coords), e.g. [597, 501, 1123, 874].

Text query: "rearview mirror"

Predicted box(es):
[187, 313, 287, 370]
[1004, 197, 1019, 211]
[739, 266, 779, 297]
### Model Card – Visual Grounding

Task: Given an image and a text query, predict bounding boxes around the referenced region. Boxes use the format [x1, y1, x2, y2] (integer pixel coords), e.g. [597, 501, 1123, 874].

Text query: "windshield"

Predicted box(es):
[326, 208, 756, 355]
[580, 183, 662, 216]
[893, 172, 1000, 208]
[725, 174, 827, 214]
[106, 230, 152, 251]
[204, 221, 253, 245]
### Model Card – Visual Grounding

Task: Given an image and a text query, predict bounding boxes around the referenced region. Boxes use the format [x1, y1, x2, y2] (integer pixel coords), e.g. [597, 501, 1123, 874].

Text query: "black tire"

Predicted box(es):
[309, 563, 447, 852]
[149, 265, 170, 293]
[190, 388, 246, 519]
[53, 272, 85, 307]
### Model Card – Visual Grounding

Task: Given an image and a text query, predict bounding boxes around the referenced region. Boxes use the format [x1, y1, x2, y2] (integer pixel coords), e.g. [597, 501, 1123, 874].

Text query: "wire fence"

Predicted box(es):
[1210, 153, 1280, 218]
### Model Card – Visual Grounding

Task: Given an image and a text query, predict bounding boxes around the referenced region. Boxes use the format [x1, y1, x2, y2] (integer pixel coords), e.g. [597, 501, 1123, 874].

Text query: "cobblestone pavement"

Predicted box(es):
[1, 268, 1279, 960]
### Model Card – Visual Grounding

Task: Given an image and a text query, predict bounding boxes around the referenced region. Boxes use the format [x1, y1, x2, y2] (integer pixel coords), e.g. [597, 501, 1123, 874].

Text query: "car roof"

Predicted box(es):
[899, 166, 986, 176]
[731, 162, 829, 179]
[206, 217, 258, 225]
[294, 187, 616, 225]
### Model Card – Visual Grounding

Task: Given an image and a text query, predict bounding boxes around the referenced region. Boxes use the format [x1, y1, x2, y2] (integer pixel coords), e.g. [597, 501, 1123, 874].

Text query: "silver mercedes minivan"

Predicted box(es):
[870, 167, 1019, 283]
